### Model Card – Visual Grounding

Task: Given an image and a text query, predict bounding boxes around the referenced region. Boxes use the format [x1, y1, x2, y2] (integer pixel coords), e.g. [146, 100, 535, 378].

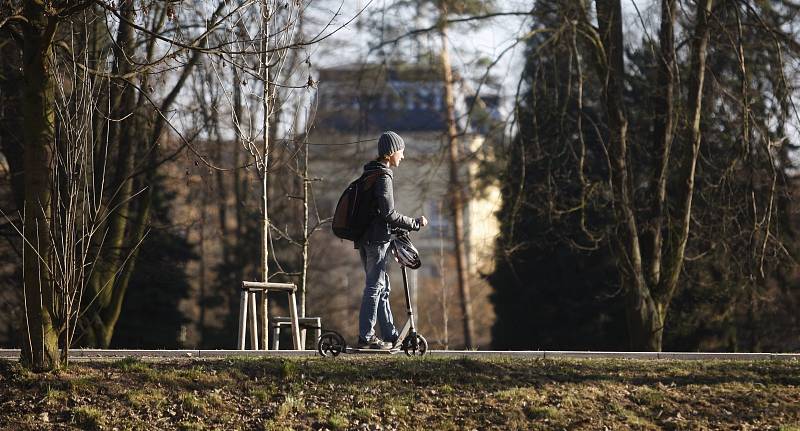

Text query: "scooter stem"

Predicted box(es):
[401, 266, 416, 333]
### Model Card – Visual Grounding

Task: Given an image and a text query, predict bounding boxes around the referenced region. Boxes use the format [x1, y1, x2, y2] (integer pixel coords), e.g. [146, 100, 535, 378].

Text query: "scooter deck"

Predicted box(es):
[344, 347, 402, 354]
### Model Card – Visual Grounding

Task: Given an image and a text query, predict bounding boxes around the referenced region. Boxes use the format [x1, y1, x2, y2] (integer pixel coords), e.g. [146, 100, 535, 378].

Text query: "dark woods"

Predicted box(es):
[490, 0, 800, 352]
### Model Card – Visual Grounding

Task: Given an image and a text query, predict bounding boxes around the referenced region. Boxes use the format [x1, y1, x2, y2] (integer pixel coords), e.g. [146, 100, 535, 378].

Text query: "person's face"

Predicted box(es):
[388, 148, 404, 167]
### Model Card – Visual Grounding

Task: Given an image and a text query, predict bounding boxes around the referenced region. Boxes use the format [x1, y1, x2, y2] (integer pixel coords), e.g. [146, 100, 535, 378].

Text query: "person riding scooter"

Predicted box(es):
[317, 229, 429, 357]
[354, 131, 428, 350]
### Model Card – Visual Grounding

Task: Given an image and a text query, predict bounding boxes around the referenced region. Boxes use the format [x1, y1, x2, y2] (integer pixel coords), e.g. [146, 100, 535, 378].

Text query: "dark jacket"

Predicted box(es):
[355, 161, 420, 247]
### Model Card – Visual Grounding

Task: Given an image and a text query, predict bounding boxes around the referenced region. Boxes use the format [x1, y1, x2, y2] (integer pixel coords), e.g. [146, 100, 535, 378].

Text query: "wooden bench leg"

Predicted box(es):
[288, 292, 302, 350]
[237, 290, 248, 350]
[271, 324, 280, 350]
[259, 291, 268, 350]
[248, 292, 259, 350]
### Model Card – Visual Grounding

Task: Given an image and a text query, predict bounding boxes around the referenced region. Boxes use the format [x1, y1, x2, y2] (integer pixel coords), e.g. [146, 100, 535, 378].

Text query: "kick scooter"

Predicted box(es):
[316, 233, 428, 357]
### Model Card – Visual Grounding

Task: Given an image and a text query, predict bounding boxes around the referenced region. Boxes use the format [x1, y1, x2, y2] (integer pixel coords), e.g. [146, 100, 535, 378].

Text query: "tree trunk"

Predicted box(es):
[300, 139, 309, 319]
[596, 0, 660, 350]
[624, 277, 663, 351]
[658, 0, 713, 307]
[595, 0, 714, 350]
[646, 0, 677, 289]
[259, 0, 272, 349]
[79, 1, 222, 347]
[20, 0, 59, 371]
[228, 65, 246, 348]
[91, 41, 207, 348]
[439, 16, 474, 349]
[83, 0, 137, 347]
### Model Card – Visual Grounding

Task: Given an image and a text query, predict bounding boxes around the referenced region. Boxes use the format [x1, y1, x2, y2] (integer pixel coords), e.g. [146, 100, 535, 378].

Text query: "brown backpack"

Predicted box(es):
[331, 171, 386, 241]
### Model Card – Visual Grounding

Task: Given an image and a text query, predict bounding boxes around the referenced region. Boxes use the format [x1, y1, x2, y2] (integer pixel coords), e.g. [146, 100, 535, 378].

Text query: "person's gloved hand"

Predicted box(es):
[416, 216, 428, 228]
[391, 227, 408, 235]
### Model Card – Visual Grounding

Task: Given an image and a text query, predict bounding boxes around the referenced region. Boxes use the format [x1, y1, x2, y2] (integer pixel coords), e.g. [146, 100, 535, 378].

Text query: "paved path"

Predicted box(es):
[1, 349, 798, 361]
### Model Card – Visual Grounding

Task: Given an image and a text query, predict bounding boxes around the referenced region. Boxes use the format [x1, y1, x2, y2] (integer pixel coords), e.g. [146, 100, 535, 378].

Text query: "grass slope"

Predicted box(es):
[1, 356, 799, 430]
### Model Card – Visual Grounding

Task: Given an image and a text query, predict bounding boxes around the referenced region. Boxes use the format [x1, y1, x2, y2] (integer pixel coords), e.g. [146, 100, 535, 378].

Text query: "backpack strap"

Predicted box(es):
[361, 170, 390, 189]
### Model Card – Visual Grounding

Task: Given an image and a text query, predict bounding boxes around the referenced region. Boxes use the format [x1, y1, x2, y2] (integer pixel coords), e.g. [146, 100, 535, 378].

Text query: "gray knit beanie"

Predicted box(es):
[378, 131, 405, 158]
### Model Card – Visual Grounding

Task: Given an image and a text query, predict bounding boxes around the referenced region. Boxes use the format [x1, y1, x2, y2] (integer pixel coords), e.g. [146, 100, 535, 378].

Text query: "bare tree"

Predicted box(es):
[0, 0, 346, 368]
[438, 8, 475, 348]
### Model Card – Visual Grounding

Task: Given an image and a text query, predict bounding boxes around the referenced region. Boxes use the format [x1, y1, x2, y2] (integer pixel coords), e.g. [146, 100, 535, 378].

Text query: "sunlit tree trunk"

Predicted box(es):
[259, 0, 272, 349]
[438, 10, 474, 349]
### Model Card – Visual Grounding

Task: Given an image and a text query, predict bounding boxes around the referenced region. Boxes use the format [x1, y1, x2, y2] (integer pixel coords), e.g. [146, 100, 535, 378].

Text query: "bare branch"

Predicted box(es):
[371, 10, 534, 49]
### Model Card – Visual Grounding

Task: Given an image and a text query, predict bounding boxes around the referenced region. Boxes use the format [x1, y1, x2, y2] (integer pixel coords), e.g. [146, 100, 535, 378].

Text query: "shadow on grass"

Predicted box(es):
[201, 356, 800, 390]
[3, 356, 799, 394]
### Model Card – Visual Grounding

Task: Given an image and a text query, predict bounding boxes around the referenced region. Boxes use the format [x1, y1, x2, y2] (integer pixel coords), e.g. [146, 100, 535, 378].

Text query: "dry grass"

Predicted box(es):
[0, 356, 798, 430]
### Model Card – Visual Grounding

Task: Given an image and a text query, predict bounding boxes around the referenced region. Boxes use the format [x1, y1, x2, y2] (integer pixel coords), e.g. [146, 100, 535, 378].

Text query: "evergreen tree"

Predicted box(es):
[490, 0, 800, 351]
[490, 1, 628, 350]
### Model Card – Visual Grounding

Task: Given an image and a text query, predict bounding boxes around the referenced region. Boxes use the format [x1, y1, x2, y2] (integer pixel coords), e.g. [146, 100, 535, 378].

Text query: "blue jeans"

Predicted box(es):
[358, 242, 399, 342]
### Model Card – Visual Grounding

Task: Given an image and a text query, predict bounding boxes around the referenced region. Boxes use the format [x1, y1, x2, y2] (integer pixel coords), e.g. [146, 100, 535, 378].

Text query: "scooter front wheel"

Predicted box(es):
[317, 331, 346, 357]
[402, 334, 428, 356]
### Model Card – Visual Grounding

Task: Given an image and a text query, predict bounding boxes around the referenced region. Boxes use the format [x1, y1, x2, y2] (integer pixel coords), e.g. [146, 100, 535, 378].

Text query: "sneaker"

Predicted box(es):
[386, 335, 401, 349]
[357, 335, 391, 350]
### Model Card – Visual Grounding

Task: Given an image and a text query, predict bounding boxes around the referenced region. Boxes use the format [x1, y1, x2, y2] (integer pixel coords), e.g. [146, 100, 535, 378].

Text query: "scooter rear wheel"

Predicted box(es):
[402, 334, 428, 356]
[317, 331, 346, 357]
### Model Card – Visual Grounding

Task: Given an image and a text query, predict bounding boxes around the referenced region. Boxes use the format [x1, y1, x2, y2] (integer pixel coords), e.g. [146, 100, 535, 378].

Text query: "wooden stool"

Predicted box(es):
[237, 281, 302, 350]
[270, 317, 322, 350]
